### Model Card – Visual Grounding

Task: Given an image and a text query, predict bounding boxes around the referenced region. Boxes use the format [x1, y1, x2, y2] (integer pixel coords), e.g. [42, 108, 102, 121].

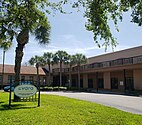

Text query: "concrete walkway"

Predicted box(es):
[42, 91, 142, 115]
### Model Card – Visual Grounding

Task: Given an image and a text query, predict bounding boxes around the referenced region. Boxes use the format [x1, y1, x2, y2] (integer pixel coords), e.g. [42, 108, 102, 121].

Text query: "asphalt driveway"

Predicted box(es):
[42, 91, 142, 114]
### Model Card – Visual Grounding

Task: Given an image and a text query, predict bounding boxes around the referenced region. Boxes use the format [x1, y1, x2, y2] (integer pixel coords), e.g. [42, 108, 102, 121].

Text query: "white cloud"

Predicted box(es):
[60, 34, 74, 40]
[24, 34, 111, 62]
[4, 32, 136, 65]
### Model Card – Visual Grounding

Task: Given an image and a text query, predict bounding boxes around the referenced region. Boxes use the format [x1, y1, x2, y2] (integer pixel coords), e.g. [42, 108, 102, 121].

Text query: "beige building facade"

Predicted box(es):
[52, 46, 142, 91]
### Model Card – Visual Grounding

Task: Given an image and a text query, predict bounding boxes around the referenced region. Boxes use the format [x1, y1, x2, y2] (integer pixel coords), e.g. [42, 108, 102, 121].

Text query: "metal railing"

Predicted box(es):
[52, 55, 142, 73]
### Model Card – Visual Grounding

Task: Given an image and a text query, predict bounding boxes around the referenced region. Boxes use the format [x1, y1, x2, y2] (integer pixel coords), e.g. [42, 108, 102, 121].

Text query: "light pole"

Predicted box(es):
[1, 49, 5, 89]
[36, 63, 40, 107]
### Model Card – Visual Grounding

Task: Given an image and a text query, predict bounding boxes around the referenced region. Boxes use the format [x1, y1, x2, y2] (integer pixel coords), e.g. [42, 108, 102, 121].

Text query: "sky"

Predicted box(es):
[1, 3, 142, 65]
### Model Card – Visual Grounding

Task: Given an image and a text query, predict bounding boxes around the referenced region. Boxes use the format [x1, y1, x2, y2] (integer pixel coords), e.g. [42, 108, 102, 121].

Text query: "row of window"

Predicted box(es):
[7, 75, 34, 83]
[72, 77, 134, 90]
[0, 75, 47, 85]
[53, 55, 142, 73]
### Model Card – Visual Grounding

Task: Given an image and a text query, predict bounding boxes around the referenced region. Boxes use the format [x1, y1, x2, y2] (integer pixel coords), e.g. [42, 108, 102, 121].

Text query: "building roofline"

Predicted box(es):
[0, 64, 46, 75]
[88, 45, 142, 60]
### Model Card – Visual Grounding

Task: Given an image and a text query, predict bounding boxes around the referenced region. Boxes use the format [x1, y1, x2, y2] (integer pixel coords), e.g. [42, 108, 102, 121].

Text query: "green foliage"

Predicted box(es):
[130, 1, 142, 26]
[0, 41, 12, 51]
[40, 86, 67, 91]
[53, 50, 69, 64]
[0, 0, 51, 45]
[42, 52, 54, 66]
[74, 53, 87, 66]
[71, 0, 142, 49]
[28, 55, 44, 66]
[64, 54, 76, 66]
[1, 0, 142, 52]
[0, 93, 142, 125]
[84, 0, 119, 49]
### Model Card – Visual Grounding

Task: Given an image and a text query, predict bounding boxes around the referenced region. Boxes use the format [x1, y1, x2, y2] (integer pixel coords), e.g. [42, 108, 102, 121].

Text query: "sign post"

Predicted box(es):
[36, 63, 40, 107]
[8, 63, 40, 108]
[8, 82, 12, 108]
[8, 80, 39, 108]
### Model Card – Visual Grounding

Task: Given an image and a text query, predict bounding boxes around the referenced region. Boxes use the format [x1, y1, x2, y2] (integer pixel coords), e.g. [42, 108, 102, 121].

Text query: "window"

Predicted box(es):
[21, 76, 25, 81]
[98, 78, 104, 88]
[125, 77, 134, 91]
[29, 76, 33, 81]
[111, 78, 118, 89]
[80, 79, 83, 88]
[72, 79, 77, 87]
[133, 56, 142, 64]
[123, 58, 133, 65]
[0, 75, 2, 84]
[8, 75, 14, 83]
[43, 77, 46, 85]
[88, 79, 93, 88]
[111, 59, 123, 66]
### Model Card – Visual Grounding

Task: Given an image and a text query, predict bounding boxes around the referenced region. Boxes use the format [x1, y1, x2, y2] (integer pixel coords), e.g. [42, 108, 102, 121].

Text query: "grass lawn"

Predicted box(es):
[0, 92, 142, 125]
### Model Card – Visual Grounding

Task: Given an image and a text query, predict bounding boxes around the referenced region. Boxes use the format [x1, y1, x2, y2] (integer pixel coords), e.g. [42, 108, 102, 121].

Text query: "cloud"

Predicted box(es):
[18, 34, 135, 64]
[24, 34, 108, 61]
[60, 34, 74, 40]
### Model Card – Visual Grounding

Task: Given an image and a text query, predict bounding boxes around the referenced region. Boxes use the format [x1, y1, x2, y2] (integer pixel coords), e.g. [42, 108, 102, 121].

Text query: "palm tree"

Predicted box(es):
[29, 55, 44, 85]
[0, 41, 12, 89]
[42, 52, 53, 86]
[29, 55, 43, 66]
[1, 1, 51, 100]
[74, 54, 87, 89]
[53, 50, 68, 87]
[64, 55, 76, 89]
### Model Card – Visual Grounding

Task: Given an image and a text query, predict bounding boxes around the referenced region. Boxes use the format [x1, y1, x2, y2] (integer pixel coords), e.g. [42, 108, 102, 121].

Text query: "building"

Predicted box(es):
[0, 46, 142, 91]
[52, 46, 142, 91]
[0, 65, 46, 88]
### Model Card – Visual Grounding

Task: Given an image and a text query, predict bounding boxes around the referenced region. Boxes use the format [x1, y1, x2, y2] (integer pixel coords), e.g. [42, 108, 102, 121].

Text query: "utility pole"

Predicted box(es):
[36, 63, 40, 107]
[1, 49, 5, 89]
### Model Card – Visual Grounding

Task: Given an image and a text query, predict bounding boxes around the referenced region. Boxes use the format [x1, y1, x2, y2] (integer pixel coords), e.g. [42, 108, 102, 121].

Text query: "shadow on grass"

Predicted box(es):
[0, 102, 4, 104]
[0, 104, 37, 111]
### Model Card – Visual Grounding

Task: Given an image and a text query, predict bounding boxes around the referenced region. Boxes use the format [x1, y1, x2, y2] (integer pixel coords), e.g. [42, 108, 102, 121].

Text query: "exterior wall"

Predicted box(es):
[110, 71, 125, 90]
[133, 69, 142, 90]
[104, 72, 111, 89]
[83, 74, 88, 88]
[88, 46, 142, 64]
[3, 74, 9, 85]
[71, 75, 78, 87]
[1, 73, 46, 86]
[88, 73, 96, 89]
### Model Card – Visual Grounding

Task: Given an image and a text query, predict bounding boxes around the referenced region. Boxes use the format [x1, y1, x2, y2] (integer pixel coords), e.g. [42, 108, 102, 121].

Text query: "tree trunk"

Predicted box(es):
[78, 65, 80, 90]
[14, 29, 29, 101]
[48, 63, 51, 86]
[69, 65, 72, 89]
[59, 62, 62, 87]
[14, 44, 25, 101]
[1, 49, 5, 90]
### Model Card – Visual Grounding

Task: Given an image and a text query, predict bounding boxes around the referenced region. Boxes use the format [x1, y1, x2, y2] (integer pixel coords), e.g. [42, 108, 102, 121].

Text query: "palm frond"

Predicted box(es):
[35, 25, 51, 45]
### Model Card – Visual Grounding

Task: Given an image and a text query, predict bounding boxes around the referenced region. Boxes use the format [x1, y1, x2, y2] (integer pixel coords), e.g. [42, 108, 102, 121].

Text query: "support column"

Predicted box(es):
[83, 74, 88, 88]
[123, 69, 126, 91]
[96, 72, 98, 92]
[104, 72, 111, 90]
[134, 69, 142, 90]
